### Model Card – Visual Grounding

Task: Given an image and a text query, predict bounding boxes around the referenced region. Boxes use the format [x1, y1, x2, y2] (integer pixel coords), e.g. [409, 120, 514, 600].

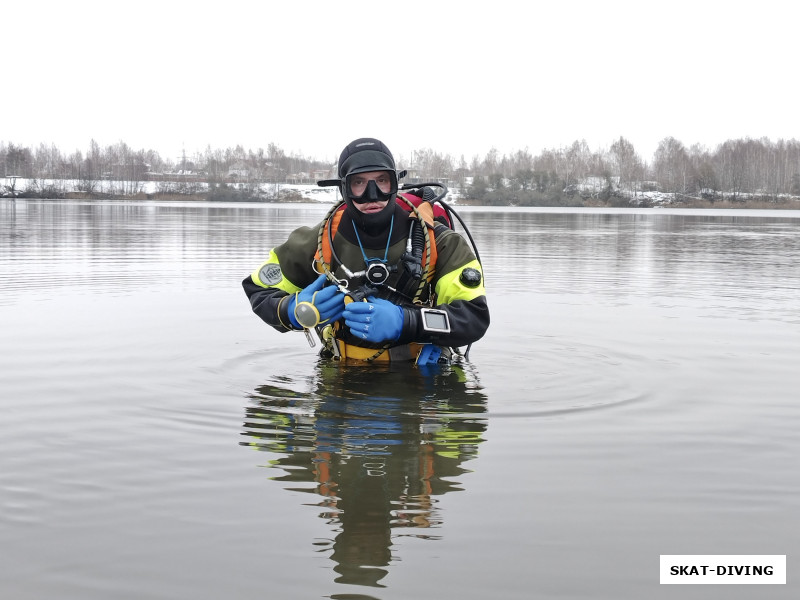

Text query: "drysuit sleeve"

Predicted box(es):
[242, 224, 321, 332]
[396, 228, 490, 348]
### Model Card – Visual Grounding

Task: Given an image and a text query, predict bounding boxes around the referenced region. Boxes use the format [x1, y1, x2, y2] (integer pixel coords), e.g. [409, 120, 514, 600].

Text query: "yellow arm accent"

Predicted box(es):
[434, 259, 486, 304]
[251, 249, 302, 294]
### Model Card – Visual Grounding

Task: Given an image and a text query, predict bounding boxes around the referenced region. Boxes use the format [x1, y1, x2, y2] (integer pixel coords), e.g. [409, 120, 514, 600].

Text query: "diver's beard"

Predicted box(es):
[345, 196, 396, 236]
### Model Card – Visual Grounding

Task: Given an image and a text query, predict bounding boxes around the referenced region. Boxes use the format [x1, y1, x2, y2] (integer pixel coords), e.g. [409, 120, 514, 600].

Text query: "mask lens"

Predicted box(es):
[346, 171, 397, 202]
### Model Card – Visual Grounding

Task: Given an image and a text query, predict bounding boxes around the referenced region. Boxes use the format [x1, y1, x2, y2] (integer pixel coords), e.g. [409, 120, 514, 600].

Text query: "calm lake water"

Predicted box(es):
[1, 199, 798, 599]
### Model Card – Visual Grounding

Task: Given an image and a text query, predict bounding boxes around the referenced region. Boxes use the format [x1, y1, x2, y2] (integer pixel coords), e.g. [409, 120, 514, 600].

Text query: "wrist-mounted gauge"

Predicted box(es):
[420, 308, 450, 333]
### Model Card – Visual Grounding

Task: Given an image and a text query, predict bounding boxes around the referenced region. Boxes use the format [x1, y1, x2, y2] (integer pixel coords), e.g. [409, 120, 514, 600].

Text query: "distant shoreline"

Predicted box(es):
[3, 176, 799, 209]
[2, 191, 797, 210]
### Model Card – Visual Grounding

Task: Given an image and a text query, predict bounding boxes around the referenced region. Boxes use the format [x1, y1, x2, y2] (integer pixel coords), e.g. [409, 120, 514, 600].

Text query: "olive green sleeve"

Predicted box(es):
[243, 223, 322, 332]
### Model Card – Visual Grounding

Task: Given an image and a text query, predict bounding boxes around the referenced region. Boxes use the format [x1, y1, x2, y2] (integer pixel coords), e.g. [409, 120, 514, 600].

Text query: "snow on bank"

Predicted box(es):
[1, 177, 463, 204]
[0, 177, 340, 202]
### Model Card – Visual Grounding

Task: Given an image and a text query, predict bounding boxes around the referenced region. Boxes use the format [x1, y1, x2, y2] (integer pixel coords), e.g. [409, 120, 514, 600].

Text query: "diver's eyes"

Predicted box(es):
[350, 177, 368, 195]
[349, 173, 393, 196]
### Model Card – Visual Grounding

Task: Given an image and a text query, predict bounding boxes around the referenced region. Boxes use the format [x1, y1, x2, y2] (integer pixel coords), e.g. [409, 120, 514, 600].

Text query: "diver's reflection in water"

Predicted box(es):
[242, 360, 488, 589]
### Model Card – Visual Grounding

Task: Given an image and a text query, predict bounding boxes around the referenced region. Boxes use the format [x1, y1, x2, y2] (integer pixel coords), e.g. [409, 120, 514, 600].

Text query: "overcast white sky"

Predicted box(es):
[4, 0, 798, 165]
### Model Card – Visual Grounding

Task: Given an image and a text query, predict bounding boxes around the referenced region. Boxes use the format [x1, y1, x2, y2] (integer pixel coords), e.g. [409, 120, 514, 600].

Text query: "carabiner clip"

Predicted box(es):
[311, 258, 349, 290]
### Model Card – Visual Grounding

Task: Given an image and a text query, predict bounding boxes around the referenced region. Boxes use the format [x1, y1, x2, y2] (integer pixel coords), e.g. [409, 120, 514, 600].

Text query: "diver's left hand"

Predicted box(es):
[343, 296, 404, 343]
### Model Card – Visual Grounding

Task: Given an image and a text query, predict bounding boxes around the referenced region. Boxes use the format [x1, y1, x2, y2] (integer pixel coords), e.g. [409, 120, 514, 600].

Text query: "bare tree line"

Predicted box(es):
[0, 139, 326, 188]
[456, 137, 800, 204]
[3, 136, 800, 203]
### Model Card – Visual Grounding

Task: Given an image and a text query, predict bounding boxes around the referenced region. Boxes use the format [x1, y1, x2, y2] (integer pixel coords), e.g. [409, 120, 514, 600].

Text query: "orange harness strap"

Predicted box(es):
[316, 207, 344, 269]
[315, 196, 437, 280]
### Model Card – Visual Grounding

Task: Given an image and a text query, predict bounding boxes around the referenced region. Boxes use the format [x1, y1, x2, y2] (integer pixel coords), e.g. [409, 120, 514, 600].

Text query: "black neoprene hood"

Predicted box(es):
[336, 137, 398, 234]
[337, 138, 396, 178]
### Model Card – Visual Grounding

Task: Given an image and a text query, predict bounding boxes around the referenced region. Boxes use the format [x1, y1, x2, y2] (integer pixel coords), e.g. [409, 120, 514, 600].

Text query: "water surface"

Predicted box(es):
[1, 200, 798, 599]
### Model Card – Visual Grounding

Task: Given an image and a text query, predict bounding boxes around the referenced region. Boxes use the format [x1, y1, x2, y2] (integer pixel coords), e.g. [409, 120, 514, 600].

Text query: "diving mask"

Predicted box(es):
[346, 170, 397, 203]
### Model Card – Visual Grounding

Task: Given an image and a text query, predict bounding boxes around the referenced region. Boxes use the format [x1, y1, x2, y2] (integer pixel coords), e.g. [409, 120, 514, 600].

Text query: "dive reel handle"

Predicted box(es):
[343, 285, 379, 305]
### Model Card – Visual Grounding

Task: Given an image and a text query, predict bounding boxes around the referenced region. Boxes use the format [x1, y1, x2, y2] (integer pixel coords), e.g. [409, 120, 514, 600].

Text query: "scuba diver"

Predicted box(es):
[242, 137, 489, 364]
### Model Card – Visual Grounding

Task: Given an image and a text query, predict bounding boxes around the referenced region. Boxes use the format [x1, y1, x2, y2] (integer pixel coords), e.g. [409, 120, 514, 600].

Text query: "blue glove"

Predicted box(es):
[287, 274, 346, 328]
[343, 296, 404, 343]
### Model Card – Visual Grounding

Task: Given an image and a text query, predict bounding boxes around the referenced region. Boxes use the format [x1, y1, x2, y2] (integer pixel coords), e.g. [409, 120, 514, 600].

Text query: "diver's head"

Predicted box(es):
[337, 138, 398, 233]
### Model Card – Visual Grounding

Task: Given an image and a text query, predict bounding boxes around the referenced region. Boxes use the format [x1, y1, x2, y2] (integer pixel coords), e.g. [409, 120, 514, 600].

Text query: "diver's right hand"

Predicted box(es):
[287, 274, 346, 328]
